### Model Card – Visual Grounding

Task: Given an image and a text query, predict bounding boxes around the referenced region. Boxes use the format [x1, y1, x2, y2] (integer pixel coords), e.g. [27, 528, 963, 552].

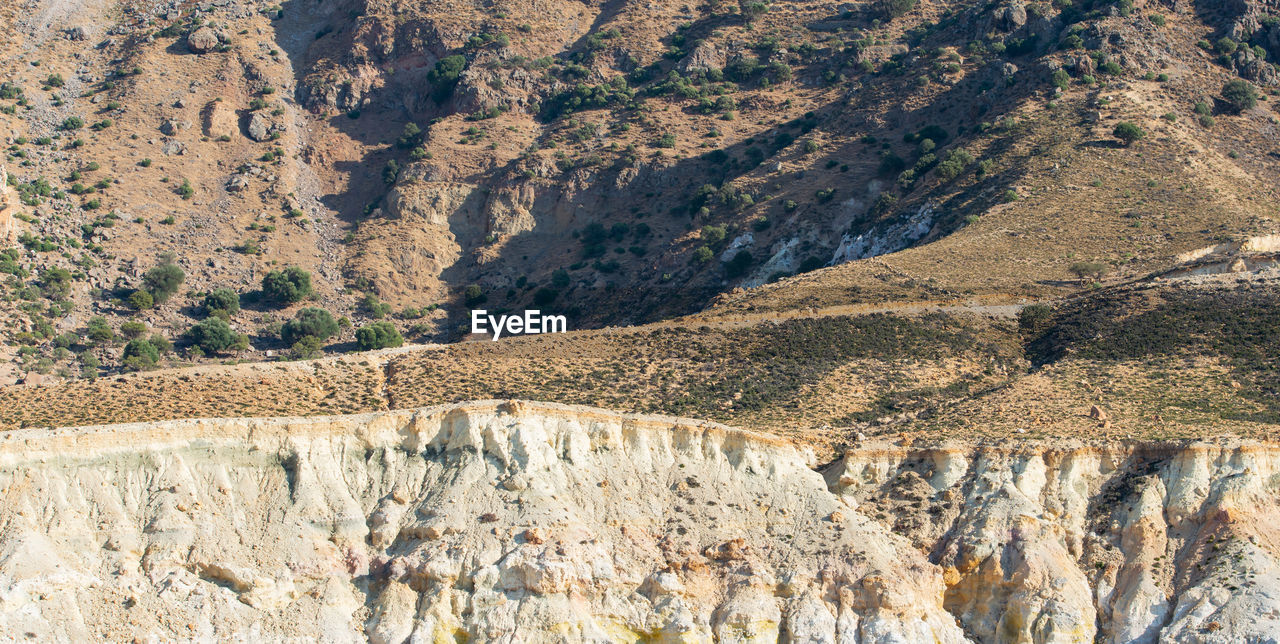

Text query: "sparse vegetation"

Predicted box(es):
[356, 321, 404, 350]
[261, 266, 313, 304]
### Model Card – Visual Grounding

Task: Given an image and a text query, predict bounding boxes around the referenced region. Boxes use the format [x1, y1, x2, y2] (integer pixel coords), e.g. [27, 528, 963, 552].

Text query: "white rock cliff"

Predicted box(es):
[0, 401, 1275, 642]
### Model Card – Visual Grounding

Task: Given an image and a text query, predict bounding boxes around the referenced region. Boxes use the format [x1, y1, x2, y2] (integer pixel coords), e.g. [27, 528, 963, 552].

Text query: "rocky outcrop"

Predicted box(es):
[0, 401, 967, 641]
[187, 26, 221, 54]
[680, 40, 726, 74]
[0, 165, 16, 244]
[830, 441, 1280, 643]
[0, 401, 1277, 641]
[246, 111, 283, 141]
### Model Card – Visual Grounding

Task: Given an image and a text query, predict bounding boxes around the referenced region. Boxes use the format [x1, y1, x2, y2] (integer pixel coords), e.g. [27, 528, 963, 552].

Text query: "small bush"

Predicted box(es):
[289, 336, 324, 360]
[1221, 79, 1258, 113]
[127, 289, 154, 310]
[281, 307, 338, 345]
[185, 317, 245, 355]
[261, 266, 313, 304]
[1068, 261, 1108, 280]
[700, 225, 727, 246]
[355, 321, 404, 350]
[87, 316, 115, 345]
[142, 262, 185, 303]
[464, 284, 486, 307]
[1051, 68, 1070, 90]
[120, 321, 147, 339]
[122, 338, 160, 371]
[1112, 121, 1146, 146]
[203, 287, 240, 318]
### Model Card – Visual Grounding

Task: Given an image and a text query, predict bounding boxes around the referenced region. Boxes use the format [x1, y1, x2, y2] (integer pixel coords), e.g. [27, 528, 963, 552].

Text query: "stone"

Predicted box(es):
[1089, 404, 1107, 421]
[187, 27, 219, 54]
[680, 40, 725, 74]
[246, 111, 278, 142]
[995, 3, 1028, 30]
[159, 119, 184, 135]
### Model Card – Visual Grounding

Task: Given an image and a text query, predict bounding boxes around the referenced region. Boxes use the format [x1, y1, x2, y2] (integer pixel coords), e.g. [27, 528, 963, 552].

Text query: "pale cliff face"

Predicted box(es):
[831, 442, 1280, 643]
[0, 165, 14, 244]
[0, 401, 1275, 642]
[0, 401, 966, 642]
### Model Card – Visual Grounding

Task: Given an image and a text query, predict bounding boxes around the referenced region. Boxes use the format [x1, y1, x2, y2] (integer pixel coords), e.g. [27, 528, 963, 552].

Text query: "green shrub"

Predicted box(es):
[1221, 79, 1258, 113]
[122, 338, 160, 370]
[202, 287, 240, 317]
[1068, 261, 1108, 280]
[87, 316, 114, 345]
[878, 0, 916, 19]
[39, 267, 72, 300]
[142, 262, 185, 303]
[464, 284, 486, 306]
[1112, 121, 1145, 146]
[120, 321, 147, 339]
[1051, 68, 1070, 90]
[936, 148, 973, 181]
[725, 250, 753, 278]
[700, 225, 727, 246]
[127, 289, 154, 310]
[261, 266, 312, 304]
[355, 321, 404, 350]
[533, 287, 558, 305]
[289, 336, 324, 360]
[426, 55, 467, 102]
[185, 317, 245, 355]
[149, 333, 173, 354]
[281, 307, 338, 345]
[693, 246, 714, 263]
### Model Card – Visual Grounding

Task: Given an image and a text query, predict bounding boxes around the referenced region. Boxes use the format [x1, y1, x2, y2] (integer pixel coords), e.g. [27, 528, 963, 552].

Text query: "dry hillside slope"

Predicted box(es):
[0, 0, 1278, 378]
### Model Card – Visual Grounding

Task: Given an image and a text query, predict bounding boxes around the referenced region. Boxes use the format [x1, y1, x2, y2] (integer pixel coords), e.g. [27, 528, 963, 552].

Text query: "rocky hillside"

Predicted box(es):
[0, 400, 1275, 641]
[2, 0, 1280, 378]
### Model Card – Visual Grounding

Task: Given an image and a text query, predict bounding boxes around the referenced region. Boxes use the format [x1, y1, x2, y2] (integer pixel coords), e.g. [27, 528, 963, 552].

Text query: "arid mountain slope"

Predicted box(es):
[2, 0, 1279, 379]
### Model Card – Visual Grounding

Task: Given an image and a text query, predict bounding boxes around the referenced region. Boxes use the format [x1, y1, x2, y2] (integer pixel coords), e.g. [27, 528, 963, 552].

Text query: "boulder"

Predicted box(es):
[159, 119, 187, 136]
[680, 41, 726, 74]
[187, 27, 219, 54]
[995, 3, 1028, 31]
[203, 101, 238, 139]
[246, 111, 280, 142]
[226, 175, 250, 192]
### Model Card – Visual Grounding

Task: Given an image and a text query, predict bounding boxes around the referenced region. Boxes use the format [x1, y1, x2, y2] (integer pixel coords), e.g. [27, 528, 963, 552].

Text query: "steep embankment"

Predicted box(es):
[0, 401, 1275, 642]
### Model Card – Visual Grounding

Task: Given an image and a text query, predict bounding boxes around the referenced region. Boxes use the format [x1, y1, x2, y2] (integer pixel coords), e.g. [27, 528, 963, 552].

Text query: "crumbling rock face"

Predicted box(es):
[830, 442, 1280, 643]
[0, 165, 15, 243]
[0, 401, 966, 642]
[1, 401, 1277, 641]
